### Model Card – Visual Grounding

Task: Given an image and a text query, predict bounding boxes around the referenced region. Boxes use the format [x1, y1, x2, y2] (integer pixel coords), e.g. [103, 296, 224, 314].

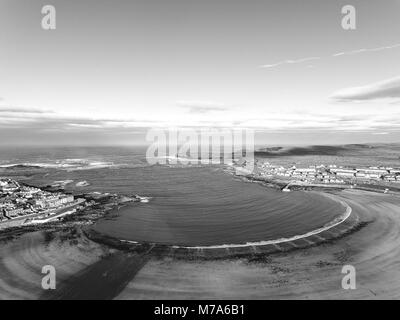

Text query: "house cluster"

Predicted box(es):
[255, 162, 400, 184]
[0, 178, 74, 221]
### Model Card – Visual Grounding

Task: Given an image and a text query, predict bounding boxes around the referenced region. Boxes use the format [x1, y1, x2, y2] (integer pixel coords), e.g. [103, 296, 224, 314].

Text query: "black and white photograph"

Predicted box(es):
[1, 0, 400, 306]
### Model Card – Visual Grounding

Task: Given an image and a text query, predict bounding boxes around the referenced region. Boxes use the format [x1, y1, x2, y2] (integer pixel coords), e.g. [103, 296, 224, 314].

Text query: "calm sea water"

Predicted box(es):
[0, 146, 343, 246]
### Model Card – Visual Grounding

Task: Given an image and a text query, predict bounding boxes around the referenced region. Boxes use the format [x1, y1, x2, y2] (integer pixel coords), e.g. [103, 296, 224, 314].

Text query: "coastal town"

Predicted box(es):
[0, 178, 82, 224]
[0, 177, 151, 230]
[234, 160, 400, 190]
[254, 161, 400, 183]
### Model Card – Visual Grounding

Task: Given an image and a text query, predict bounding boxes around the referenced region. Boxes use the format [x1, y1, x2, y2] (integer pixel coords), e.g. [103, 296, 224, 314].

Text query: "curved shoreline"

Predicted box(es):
[2, 188, 399, 299]
[171, 198, 352, 249]
[92, 194, 354, 254]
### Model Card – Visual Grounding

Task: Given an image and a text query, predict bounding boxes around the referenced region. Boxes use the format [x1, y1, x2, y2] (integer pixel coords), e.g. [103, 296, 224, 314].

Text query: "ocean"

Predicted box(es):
[0, 146, 343, 246]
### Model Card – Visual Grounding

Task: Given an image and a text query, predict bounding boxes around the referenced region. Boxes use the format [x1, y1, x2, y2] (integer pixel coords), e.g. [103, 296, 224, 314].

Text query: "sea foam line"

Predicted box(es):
[171, 199, 352, 250]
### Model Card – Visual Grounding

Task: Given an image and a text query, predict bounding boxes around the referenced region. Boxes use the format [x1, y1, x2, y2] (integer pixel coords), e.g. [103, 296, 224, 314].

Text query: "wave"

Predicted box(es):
[0, 159, 118, 171]
[149, 155, 221, 166]
[137, 196, 151, 203]
[52, 180, 74, 187]
[76, 181, 90, 187]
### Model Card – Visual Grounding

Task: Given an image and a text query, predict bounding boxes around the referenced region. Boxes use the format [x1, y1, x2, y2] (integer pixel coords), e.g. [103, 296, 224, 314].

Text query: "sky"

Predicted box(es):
[0, 0, 400, 146]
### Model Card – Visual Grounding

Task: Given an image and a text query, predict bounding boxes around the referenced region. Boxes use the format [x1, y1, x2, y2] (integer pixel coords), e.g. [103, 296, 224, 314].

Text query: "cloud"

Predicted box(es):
[260, 43, 400, 69]
[0, 106, 54, 114]
[177, 101, 229, 113]
[260, 57, 320, 69]
[332, 43, 400, 57]
[330, 76, 400, 102]
[1, 102, 400, 143]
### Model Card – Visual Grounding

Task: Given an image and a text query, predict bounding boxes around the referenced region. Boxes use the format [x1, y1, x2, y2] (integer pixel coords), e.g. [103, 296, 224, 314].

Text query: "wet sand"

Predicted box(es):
[1, 189, 400, 299]
[0, 228, 112, 299]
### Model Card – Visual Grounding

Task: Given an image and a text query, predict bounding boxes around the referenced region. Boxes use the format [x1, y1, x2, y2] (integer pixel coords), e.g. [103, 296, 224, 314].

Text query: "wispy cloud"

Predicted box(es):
[260, 43, 400, 69]
[260, 57, 320, 69]
[330, 76, 400, 102]
[332, 43, 400, 57]
[177, 101, 229, 114]
[1, 104, 400, 139]
[0, 106, 54, 114]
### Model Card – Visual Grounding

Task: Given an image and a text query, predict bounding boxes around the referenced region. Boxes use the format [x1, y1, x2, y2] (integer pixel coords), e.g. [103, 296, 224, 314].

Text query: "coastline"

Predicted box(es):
[97, 192, 354, 251]
[231, 166, 400, 194]
[1, 167, 400, 299]
[2, 188, 400, 299]
[83, 188, 362, 261]
[114, 189, 400, 299]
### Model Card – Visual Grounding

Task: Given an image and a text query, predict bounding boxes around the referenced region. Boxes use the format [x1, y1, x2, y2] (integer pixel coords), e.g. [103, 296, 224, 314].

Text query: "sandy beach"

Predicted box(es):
[0, 189, 399, 299]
